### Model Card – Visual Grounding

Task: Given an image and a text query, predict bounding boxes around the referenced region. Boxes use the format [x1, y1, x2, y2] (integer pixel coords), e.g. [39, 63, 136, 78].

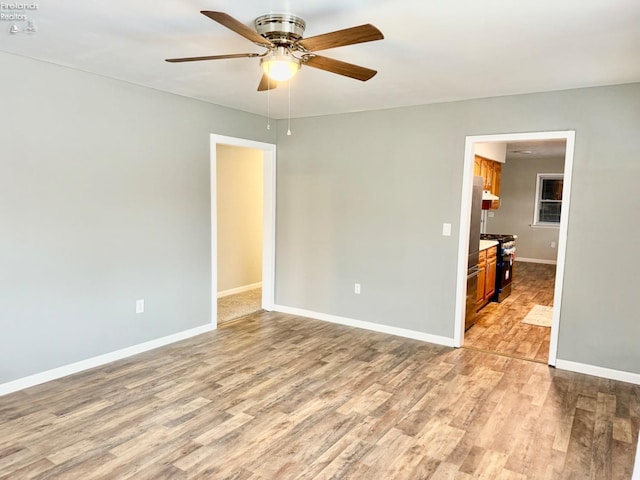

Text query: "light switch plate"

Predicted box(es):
[442, 223, 452, 236]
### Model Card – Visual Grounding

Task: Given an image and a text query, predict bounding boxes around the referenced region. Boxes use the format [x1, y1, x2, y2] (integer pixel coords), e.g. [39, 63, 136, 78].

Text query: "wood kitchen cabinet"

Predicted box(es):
[480, 160, 494, 191]
[492, 163, 501, 197]
[477, 245, 497, 310]
[490, 163, 501, 210]
[474, 156, 482, 177]
[474, 155, 502, 210]
[476, 250, 487, 307]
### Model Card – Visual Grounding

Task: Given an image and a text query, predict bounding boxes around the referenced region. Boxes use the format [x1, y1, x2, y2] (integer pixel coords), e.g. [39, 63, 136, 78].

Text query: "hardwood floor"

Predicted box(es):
[1, 312, 639, 479]
[465, 261, 556, 363]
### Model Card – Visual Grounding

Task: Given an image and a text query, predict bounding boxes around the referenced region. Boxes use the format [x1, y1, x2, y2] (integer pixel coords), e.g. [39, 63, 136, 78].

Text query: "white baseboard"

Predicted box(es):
[272, 304, 455, 348]
[217, 282, 262, 298]
[516, 257, 557, 265]
[0, 323, 216, 397]
[555, 359, 640, 385]
[516, 257, 558, 265]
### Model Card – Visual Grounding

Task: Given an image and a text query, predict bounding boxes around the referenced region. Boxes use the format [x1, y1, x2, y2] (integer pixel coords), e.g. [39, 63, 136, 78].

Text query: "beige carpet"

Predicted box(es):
[521, 304, 553, 327]
[218, 287, 263, 324]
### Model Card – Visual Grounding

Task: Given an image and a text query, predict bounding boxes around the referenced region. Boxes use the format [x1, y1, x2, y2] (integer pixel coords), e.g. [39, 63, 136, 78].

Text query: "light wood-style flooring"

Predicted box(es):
[1, 312, 638, 479]
[465, 261, 556, 363]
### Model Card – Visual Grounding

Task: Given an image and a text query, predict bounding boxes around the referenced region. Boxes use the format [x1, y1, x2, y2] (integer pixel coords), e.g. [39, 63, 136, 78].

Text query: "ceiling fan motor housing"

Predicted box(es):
[255, 14, 306, 46]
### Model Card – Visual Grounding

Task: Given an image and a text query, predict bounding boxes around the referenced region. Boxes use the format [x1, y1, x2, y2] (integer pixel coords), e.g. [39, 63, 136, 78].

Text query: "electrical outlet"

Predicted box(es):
[354, 283, 361, 294]
[551, 241, 556, 249]
[136, 299, 144, 314]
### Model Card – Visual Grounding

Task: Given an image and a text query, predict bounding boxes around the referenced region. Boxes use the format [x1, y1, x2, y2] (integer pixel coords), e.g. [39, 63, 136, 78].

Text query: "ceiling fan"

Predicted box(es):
[165, 11, 384, 91]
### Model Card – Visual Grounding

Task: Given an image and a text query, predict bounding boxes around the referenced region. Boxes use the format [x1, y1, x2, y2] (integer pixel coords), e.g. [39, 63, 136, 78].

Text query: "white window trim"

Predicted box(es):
[533, 173, 564, 227]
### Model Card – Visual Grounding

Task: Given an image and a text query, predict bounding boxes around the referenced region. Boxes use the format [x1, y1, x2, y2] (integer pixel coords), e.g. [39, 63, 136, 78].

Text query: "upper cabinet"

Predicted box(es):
[493, 162, 501, 196]
[474, 155, 502, 210]
[474, 155, 482, 178]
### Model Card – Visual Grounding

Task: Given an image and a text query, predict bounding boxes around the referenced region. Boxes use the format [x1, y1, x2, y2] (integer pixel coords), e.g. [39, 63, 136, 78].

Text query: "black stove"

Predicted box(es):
[480, 233, 517, 302]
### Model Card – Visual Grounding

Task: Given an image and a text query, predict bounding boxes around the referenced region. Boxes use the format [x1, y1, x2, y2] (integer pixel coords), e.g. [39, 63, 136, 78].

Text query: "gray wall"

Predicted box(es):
[487, 156, 565, 262]
[2, 49, 639, 384]
[0, 52, 275, 384]
[275, 83, 640, 374]
[216, 145, 263, 293]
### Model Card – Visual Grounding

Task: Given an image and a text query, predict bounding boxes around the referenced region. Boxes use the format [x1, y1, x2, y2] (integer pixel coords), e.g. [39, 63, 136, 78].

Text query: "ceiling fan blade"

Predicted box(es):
[201, 11, 273, 47]
[257, 74, 279, 91]
[165, 53, 260, 63]
[303, 55, 377, 81]
[297, 24, 383, 52]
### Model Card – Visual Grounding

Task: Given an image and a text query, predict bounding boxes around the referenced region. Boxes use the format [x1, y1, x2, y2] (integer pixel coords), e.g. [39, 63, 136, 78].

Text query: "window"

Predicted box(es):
[533, 174, 563, 226]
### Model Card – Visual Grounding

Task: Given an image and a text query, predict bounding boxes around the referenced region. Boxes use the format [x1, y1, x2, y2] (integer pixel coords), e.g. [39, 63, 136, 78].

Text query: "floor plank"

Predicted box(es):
[0, 311, 638, 479]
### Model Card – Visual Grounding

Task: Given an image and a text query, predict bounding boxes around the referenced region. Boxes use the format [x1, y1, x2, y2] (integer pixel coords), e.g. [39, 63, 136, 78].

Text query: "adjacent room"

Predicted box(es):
[464, 139, 568, 364]
[1, 1, 639, 479]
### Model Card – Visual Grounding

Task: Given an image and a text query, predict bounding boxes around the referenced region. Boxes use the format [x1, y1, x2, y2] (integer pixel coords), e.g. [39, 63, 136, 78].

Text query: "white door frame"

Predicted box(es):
[453, 130, 575, 365]
[210, 134, 277, 327]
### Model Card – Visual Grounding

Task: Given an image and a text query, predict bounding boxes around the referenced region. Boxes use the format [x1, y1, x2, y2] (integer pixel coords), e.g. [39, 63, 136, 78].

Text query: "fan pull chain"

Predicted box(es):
[266, 77, 271, 130]
[287, 80, 292, 136]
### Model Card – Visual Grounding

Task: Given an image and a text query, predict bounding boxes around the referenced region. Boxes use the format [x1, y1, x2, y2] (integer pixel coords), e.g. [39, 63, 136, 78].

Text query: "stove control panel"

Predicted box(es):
[501, 240, 516, 256]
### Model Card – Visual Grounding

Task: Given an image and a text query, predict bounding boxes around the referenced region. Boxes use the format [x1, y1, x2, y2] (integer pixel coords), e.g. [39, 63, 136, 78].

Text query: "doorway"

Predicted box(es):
[210, 134, 276, 327]
[454, 131, 575, 366]
[216, 144, 264, 323]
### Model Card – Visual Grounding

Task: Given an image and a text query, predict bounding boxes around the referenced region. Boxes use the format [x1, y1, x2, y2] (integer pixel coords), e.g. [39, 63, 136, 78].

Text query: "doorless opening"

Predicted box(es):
[453, 131, 575, 366]
[210, 134, 276, 327]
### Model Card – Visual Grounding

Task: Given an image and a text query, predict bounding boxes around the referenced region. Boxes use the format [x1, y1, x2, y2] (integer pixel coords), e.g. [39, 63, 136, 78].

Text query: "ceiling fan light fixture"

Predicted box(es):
[166, 11, 384, 91]
[261, 50, 300, 82]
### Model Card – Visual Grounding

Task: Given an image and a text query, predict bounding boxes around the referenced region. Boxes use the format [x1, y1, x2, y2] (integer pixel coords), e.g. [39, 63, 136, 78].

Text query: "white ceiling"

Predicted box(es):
[2, 0, 639, 119]
[505, 140, 567, 161]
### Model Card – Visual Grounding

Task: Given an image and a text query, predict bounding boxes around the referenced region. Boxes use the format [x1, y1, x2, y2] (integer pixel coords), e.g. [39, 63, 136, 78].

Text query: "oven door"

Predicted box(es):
[495, 254, 514, 302]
